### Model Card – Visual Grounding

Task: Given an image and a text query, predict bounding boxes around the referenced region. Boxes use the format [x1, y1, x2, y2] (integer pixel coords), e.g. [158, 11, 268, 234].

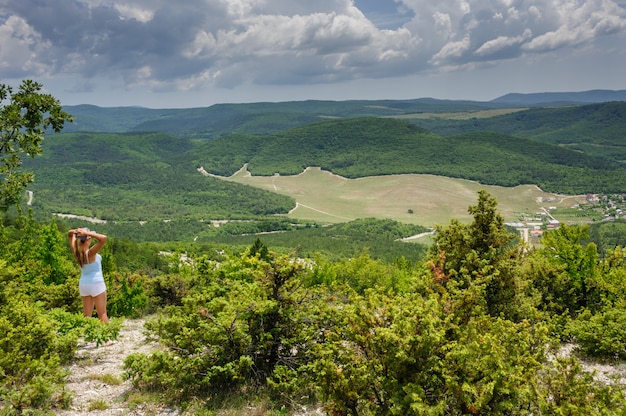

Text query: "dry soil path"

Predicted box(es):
[57, 318, 178, 416]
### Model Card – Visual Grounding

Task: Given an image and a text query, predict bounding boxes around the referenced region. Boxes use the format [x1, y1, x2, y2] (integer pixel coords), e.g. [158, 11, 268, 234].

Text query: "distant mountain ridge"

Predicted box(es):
[61, 98, 495, 135]
[491, 89, 626, 105]
[60, 89, 626, 136]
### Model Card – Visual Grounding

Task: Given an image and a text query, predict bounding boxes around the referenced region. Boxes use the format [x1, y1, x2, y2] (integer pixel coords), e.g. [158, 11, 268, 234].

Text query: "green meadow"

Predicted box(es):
[390, 107, 529, 120]
[225, 165, 588, 226]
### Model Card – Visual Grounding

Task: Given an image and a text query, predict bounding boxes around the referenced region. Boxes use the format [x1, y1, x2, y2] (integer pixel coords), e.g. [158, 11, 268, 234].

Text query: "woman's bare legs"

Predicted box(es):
[94, 291, 109, 323]
[82, 296, 95, 318]
[82, 292, 109, 323]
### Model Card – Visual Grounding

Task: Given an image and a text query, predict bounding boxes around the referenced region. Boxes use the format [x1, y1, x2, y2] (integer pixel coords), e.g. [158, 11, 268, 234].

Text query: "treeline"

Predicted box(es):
[4, 192, 626, 414]
[59, 217, 429, 263]
[206, 218, 430, 262]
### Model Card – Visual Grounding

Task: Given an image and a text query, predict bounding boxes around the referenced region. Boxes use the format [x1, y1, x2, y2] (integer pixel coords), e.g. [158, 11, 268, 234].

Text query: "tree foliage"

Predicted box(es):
[427, 190, 527, 321]
[413, 101, 626, 163]
[0, 80, 72, 210]
[23, 131, 296, 224]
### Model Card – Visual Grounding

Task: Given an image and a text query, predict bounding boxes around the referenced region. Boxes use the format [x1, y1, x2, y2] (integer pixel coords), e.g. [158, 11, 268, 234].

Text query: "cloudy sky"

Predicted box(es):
[2, 0, 626, 108]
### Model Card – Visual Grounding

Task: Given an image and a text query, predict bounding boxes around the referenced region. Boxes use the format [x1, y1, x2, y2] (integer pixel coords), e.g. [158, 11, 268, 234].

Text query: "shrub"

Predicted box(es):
[537, 356, 626, 414]
[567, 306, 626, 359]
[0, 299, 78, 412]
[308, 289, 552, 415]
[50, 309, 121, 347]
[106, 272, 149, 318]
[124, 252, 327, 407]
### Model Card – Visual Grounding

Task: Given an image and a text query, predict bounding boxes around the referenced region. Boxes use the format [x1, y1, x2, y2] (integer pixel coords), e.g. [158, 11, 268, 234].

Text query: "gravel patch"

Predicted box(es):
[57, 318, 178, 416]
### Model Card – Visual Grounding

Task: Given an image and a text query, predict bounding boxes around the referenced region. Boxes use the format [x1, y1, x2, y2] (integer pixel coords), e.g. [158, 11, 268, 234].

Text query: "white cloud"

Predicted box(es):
[475, 28, 533, 57]
[524, 0, 626, 52]
[433, 12, 453, 37]
[430, 35, 471, 65]
[459, 0, 471, 15]
[528, 5, 542, 20]
[0, 15, 50, 76]
[114, 4, 155, 23]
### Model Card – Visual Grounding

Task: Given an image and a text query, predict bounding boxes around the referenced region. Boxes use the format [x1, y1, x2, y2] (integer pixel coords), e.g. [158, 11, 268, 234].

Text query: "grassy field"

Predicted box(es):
[225, 166, 589, 227]
[389, 108, 528, 120]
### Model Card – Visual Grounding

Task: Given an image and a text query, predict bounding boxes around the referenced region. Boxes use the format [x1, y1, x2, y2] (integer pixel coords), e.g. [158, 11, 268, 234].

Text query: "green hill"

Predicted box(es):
[61, 100, 626, 166]
[409, 101, 626, 162]
[24, 132, 295, 222]
[491, 90, 626, 105]
[190, 117, 626, 194]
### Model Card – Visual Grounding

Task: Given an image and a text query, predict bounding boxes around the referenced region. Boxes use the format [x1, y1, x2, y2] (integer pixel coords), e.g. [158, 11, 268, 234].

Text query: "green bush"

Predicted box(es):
[123, 280, 261, 401]
[308, 288, 552, 415]
[123, 252, 328, 407]
[568, 307, 626, 359]
[50, 309, 122, 347]
[145, 272, 197, 308]
[0, 299, 77, 412]
[106, 272, 149, 318]
[538, 356, 626, 414]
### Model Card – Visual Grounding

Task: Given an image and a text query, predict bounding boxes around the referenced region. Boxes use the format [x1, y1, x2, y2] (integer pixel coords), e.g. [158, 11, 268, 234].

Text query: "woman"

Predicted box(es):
[68, 228, 109, 323]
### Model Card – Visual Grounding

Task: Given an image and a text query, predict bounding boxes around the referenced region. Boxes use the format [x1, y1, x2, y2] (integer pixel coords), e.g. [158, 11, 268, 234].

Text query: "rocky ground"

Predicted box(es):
[57, 318, 178, 416]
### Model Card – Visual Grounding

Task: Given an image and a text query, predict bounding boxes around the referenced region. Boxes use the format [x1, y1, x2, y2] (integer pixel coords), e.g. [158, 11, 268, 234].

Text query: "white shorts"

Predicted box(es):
[79, 282, 107, 297]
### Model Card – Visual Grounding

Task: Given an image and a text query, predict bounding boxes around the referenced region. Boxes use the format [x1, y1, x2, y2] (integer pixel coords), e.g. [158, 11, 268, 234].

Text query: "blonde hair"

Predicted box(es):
[72, 238, 89, 267]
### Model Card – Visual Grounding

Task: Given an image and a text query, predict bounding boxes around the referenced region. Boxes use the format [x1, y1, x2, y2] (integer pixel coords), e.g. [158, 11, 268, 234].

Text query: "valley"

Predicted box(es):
[19, 96, 626, 246]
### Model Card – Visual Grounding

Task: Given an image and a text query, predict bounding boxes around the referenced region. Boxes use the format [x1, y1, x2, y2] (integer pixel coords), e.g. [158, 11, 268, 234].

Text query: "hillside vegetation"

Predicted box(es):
[25, 132, 295, 222]
[207, 218, 430, 262]
[61, 98, 504, 136]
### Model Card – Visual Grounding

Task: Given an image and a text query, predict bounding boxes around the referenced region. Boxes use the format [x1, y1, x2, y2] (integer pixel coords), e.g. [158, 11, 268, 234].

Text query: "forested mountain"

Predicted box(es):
[61, 98, 626, 170]
[24, 132, 295, 223]
[411, 101, 626, 162]
[61, 90, 626, 138]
